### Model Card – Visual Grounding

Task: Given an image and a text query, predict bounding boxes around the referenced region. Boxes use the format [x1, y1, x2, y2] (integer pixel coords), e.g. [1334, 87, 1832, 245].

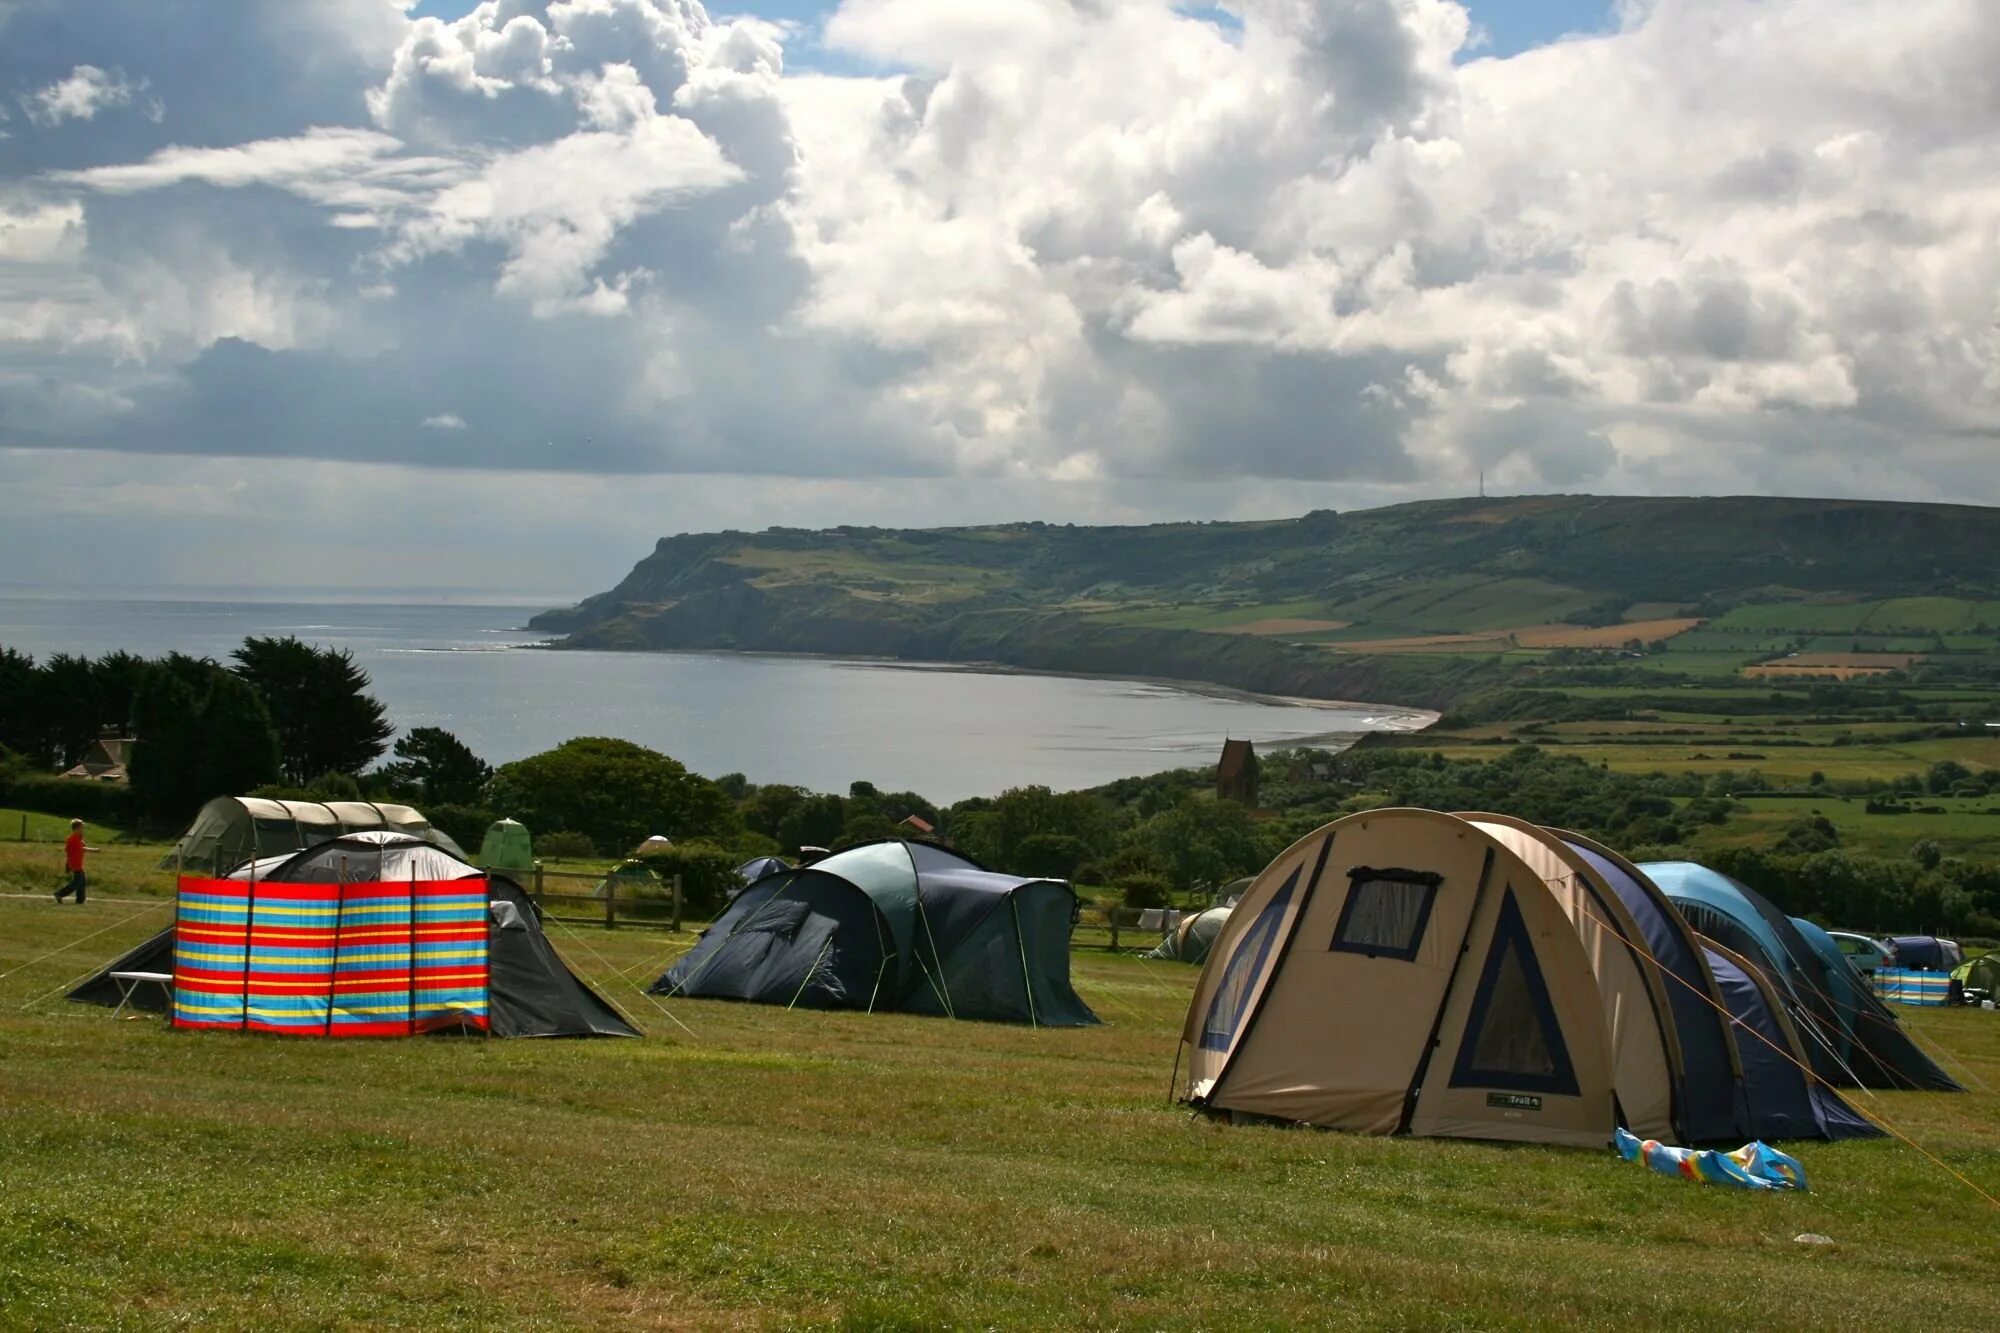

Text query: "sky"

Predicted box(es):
[1, 0, 1996, 597]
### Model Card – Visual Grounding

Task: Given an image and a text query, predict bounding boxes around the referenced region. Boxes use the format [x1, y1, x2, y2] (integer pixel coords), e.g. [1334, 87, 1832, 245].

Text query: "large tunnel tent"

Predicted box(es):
[161, 796, 466, 875]
[1181, 809, 1619, 1149]
[1455, 814, 1683, 1143]
[1549, 830, 1748, 1146]
[653, 840, 1097, 1026]
[1701, 940, 1882, 1141]
[1146, 906, 1233, 963]
[1646, 861, 1960, 1093]
[74, 834, 635, 1038]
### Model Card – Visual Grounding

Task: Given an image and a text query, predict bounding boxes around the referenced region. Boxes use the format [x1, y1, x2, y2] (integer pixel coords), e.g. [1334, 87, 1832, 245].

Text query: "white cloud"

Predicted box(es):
[422, 412, 467, 430]
[1, 0, 1998, 590]
[20, 64, 152, 126]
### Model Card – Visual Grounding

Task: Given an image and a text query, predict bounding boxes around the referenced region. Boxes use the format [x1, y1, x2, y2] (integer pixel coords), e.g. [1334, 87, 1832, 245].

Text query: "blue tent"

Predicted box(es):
[653, 840, 1097, 1027]
[1644, 861, 1959, 1093]
[1702, 941, 1881, 1141]
[1643, 861, 1856, 1085]
[736, 855, 791, 885]
[1790, 917, 1961, 1092]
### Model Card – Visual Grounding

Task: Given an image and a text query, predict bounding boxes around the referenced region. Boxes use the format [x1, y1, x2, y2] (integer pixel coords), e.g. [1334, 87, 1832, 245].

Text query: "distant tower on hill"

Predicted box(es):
[1217, 738, 1260, 806]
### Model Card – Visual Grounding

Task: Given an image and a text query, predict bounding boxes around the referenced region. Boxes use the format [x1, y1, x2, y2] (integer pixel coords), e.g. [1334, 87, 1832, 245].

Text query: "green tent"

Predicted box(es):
[479, 818, 534, 872]
[596, 860, 663, 900]
[1952, 954, 1998, 1002]
[1145, 906, 1232, 963]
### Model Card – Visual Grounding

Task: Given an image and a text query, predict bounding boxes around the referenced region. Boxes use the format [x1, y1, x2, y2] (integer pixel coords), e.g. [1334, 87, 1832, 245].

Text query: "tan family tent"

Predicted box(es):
[1180, 808, 1617, 1147]
[1176, 808, 1881, 1148]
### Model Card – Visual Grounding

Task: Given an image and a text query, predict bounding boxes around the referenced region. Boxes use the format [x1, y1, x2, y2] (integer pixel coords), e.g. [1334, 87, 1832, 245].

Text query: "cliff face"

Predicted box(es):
[530, 494, 2000, 707]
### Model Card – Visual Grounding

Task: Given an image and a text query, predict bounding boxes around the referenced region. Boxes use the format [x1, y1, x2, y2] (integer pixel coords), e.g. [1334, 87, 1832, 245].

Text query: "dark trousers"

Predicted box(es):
[57, 870, 86, 903]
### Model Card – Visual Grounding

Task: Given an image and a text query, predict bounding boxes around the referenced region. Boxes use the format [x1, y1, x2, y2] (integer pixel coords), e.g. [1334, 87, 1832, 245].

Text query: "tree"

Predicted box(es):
[382, 726, 492, 805]
[129, 654, 281, 822]
[230, 636, 393, 782]
[1140, 795, 1261, 892]
[1910, 838, 1943, 871]
[487, 737, 737, 854]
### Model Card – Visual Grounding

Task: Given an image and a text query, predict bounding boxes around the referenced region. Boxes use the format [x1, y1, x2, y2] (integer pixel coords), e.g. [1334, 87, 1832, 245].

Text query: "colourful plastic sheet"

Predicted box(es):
[1613, 1128, 1809, 1191]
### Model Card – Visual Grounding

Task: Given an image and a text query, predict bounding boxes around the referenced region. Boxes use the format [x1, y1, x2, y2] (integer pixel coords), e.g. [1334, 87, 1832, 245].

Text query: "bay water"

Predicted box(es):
[0, 591, 1432, 803]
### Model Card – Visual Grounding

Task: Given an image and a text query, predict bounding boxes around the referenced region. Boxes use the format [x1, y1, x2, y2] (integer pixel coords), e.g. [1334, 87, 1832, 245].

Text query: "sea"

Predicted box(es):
[0, 590, 1434, 803]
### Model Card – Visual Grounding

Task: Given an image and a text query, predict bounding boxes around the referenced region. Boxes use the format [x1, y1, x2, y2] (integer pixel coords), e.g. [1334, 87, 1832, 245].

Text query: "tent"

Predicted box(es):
[1181, 808, 1620, 1148]
[72, 833, 635, 1039]
[160, 797, 465, 875]
[1176, 810, 1883, 1148]
[1145, 906, 1231, 963]
[597, 861, 662, 900]
[652, 839, 1097, 1026]
[1886, 936, 1964, 972]
[1701, 941, 1881, 1141]
[1549, 830, 1748, 1145]
[1952, 954, 1999, 1002]
[633, 835, 674, 857]
[1645, 861, 1960, 1092]
[479, 818, 534, 872]
[737, 855, 790, 885]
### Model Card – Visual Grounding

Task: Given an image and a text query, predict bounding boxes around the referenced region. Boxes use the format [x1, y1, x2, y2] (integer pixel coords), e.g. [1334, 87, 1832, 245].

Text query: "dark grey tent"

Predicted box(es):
[653, 840, 1097, 1026]
[70, 834, 636, 1038]
[738, 856, 790, 884]
[1702, 941, 1881, 1141]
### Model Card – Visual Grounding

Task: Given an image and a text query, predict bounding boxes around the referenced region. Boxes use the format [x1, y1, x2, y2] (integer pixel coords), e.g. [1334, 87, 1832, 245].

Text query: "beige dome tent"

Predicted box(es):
[161, 797, 464, 875]
[1178, 808, 1618, 1148]
[632, 835, 674, 857]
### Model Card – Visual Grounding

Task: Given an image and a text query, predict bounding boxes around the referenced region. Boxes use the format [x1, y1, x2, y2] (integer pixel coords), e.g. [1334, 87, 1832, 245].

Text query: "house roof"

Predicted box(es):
[1218, 738, 1258, 781]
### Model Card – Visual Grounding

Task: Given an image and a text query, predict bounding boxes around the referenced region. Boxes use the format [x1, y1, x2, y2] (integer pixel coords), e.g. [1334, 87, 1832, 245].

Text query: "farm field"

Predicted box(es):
[1683, 794, 2000, 863]
[2, 879, 1997, 1329]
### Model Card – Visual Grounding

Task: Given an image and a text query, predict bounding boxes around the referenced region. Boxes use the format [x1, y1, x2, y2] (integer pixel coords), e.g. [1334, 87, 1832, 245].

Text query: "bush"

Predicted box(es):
[0, 773, 137, 828]
[537, 830, 598, 860]
[635, 838, 744, 918]
[1117, 873, 1172, 910]
[425, 803, 499, 857]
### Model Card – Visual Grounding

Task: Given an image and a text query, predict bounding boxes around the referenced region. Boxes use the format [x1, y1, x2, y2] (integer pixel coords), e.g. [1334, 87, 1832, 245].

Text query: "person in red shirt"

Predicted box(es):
[55, 819, 97, 904]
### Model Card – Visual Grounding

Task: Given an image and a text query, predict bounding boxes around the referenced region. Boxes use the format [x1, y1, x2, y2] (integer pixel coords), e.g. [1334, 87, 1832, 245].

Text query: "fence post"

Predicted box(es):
[1108, 910, 1120, 953]
[605, 875, 617, 930]
[17, 814, 25, 842]
[672, 875, 683, 932]
[532, 861, 544, 908]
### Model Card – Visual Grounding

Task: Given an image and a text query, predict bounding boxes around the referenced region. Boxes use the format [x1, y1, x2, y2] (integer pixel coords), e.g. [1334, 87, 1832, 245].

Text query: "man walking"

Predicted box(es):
[55, 819, 96, 904]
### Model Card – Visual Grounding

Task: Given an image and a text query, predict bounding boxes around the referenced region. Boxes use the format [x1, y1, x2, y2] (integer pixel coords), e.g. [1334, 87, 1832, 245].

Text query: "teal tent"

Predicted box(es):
[652, 840, 1097, 1026]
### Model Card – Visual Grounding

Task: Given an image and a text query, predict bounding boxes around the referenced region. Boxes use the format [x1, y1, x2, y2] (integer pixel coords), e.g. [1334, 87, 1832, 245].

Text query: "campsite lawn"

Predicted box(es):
[2, 890, 1998, 1329]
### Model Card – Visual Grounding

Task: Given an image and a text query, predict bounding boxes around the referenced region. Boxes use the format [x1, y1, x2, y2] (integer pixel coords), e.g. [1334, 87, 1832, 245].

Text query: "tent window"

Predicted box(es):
[1198, 865, 1301, 1052]
[1329, 868, 1440, 961]
[1449, 889, 1579, 1096]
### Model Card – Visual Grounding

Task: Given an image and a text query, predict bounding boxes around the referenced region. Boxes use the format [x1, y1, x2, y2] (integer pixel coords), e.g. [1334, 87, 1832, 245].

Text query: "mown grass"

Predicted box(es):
[3, 857, 1998, 1329]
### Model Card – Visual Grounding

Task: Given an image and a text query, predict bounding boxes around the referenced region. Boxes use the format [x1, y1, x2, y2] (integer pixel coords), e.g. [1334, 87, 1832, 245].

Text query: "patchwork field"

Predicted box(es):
[3, 855, 1998, 1328]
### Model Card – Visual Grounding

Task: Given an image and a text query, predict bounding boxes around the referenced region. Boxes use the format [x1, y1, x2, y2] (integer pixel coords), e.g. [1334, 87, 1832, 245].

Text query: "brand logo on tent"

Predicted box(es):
[1486, 1093, 1543, 1112]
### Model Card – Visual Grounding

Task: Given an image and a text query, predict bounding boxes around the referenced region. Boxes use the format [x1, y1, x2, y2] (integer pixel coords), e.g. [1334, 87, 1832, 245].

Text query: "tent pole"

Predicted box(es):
[786, 937, 835, 1011]
[1011, 896, 1038, 1028]
[406, 863, 418, 1037]
[325, 858, 346, 1037]
[239, 851, 259, 1032]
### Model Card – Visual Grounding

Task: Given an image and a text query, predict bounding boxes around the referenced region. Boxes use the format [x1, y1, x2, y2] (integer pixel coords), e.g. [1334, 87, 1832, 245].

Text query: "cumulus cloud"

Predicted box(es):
[0, 0, 1997, 591]
[20, 64, 155, 126]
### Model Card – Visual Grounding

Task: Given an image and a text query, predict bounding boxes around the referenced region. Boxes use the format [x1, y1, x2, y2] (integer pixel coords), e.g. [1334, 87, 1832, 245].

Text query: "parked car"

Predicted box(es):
[1827, 931, 1897, 976]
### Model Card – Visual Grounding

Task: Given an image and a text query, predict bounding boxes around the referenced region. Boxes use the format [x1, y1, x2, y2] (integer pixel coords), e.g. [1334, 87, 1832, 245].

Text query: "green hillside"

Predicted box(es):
[532, 494, 2000, 710]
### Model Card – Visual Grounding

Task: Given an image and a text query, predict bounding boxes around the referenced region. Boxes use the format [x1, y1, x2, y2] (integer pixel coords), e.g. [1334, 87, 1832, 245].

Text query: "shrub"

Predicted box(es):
[0, 773, 137, 829]
[425, 803, 499, 857]
[635, 838, 744, 918]
[1118, 873, 1172, 910]
[537, 830, 598, 861]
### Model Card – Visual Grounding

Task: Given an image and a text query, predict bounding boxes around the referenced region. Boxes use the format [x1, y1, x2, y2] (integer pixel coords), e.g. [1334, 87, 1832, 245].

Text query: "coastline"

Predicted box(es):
[524, 637, 1441, 738]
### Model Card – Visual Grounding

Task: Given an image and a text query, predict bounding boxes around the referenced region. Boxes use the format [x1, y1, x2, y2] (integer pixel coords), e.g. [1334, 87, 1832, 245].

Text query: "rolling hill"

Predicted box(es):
[531, 495, 2000, 709]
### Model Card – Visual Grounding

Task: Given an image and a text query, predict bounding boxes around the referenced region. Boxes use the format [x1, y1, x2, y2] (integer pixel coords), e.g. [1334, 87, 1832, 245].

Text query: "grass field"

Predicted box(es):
[4, 846, 1999, 1328]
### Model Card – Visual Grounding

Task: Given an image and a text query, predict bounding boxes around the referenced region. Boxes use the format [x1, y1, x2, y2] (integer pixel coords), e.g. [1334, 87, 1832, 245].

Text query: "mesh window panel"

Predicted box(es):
[1448, 889, 1580, 1096]
[1329, 869, 1439, 961]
